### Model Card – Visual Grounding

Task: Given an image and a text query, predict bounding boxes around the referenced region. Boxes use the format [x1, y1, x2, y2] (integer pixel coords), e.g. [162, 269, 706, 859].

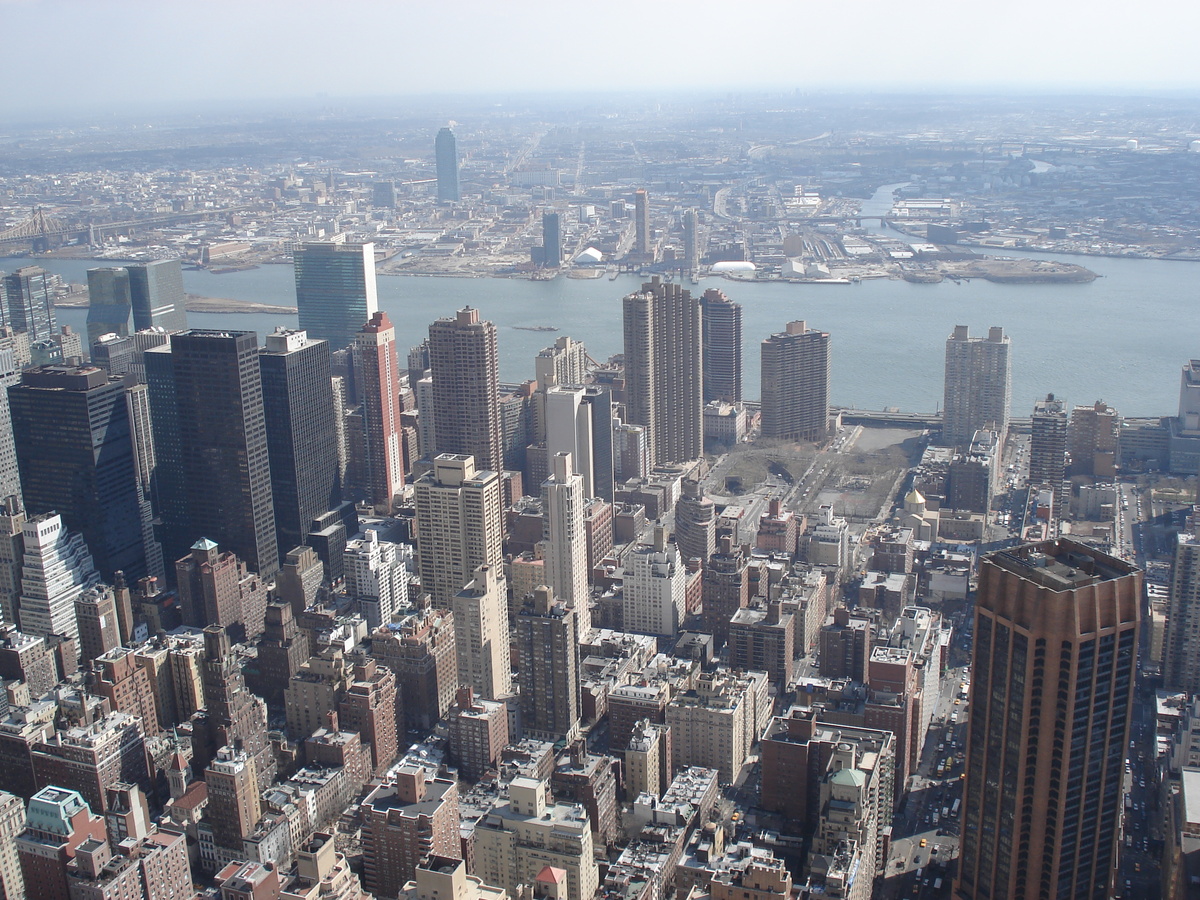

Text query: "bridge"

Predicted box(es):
[0, 205, 261, 249]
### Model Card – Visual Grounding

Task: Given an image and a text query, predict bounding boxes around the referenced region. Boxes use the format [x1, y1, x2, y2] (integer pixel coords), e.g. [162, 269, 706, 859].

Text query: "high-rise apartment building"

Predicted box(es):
[260, 329, 340, 554]
[452, 564, 510, 701]
[361, 766, 460, 897]
[0, 335, 22, 503]
[957, 540, 1140, 900]
[682, 208, 701, 274]
[760, 320, 830, 443]
[176, 539, 269, 644]
[126, 260, 187, 334]
[353, 312, 405, 513]
[702, 536, 750, 646]
[942, 325, 1011, 448]
[204, 745, 261, 863]
[622, 277, 702, 465]
[0, 789, 25, 900]
[343, 530, 410, 631]
[145, 330, 278, 577]
[198, 625, 275, 792]
[1030, 393, 1069, 507]
[435, 127, 460, 203]
[473, 776, 597, 900]
[74, 587, 121, 667]
[293, 242, 379, 352]
[516, 585, 580, 742]
[18, 513, 101, 641]
[675, 480, 716, 567]
[634, 189, 651, 259]
[1069, 400, 1120, 478]
[1165, 511, 1200, 693]
[701, 288, 742, 404]
[542, 212, 562, 268]
[622, 527, 686, 638]
[428, 307, 502, 473]
[10, 365, 146, 581]
[542, 452, 589, 635]
[534, 335, 588, 389]
[413, 454, 503, 606]
[338, 659, 398, 775]
[3, 268, 56, 342]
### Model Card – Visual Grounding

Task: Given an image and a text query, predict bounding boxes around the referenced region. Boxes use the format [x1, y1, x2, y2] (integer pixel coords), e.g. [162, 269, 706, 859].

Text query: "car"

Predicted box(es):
[919, 838, 927, 848]
[913, 856, 922, 866]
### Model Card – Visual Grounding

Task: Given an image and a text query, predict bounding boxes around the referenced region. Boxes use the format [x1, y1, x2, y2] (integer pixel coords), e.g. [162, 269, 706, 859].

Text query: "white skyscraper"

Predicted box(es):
[0, 335, 22, 503]
[344, 529, 412, 630]
[543, 452, 590, 636]
[545, 386, 595, 498]
[622, 526, 686, 638]
[18, 512, 101, 640]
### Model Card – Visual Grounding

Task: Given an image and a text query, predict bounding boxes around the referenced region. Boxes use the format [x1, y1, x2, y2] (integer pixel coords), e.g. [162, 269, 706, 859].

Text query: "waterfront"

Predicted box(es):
[4, 251, 1195, 417]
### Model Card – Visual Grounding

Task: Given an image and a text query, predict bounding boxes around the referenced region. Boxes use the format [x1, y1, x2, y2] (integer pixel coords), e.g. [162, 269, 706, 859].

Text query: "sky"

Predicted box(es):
[3, 0, 1200, 117]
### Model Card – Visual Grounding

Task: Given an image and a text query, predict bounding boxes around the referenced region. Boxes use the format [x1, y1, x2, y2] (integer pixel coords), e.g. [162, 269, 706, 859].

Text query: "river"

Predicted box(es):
[3, 202, 1196, 417]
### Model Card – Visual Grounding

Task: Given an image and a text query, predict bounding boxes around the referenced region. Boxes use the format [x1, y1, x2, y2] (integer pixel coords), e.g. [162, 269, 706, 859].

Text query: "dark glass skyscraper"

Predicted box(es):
[293, 242, 379, 352]
[8, 365, 146, 580]
[259, 328, 340, 554]
[85, 267, 133, 346]
[145, 330, 278, 577]
[126, 259, 188, 333]
[3, 266, 56, 340]
[435, 127, 460, 203]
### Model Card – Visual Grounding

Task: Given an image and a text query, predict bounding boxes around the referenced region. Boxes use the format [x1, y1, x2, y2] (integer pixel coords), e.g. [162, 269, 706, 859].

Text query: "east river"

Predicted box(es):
[4, 238, 1197, 418]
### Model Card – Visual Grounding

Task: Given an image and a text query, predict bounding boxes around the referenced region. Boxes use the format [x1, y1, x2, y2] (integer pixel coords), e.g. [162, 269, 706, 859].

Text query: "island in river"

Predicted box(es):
[53, 291, 297, 315]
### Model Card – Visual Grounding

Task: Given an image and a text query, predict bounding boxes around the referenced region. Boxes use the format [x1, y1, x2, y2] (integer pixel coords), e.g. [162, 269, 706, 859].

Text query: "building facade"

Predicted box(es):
[760, 320, 830, 443]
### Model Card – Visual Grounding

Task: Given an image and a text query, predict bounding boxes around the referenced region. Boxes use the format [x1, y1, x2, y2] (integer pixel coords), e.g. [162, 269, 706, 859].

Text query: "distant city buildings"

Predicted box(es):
[435, 127, 461, 203]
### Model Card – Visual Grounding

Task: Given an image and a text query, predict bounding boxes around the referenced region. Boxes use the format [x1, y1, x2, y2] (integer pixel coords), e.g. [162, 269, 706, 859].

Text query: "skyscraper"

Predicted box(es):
[9, 365, 146, 580]
[517, 585, 580, 742]
[760, 320, 831, 443]
[84, 268, 132, 346]
[353, 313, 405, 514]
[634, 189, 650, 259]
[0, 334, 21, 502]
[17, 512, 101, 641]
[259, 328, 340, 552]
[428, 307, 502, 474]
[542, 212, 562, 268]
[3, 268, 56, 341]
[145, 331, 278, 577]
[413, 454, 504, 606]
[943, 324, 1011, 448]
[543, 451, 589, 635]
[293, 242, 379, 352]
[1030, 393, 1069, 508]
[1164, 510, 1200, 693]
[435, 127, 460, 203]
[126, 260, 187, 333]
[453, 563, 511, 701]
[958, 540, 1140, 900]
[622, 277, 703, 465]
[701, 288, 742, 403]
[682, 208, 701, 273]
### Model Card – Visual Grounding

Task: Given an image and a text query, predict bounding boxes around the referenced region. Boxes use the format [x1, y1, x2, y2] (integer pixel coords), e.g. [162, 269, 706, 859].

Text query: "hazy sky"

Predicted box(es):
[4, 0, 1200, 117]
